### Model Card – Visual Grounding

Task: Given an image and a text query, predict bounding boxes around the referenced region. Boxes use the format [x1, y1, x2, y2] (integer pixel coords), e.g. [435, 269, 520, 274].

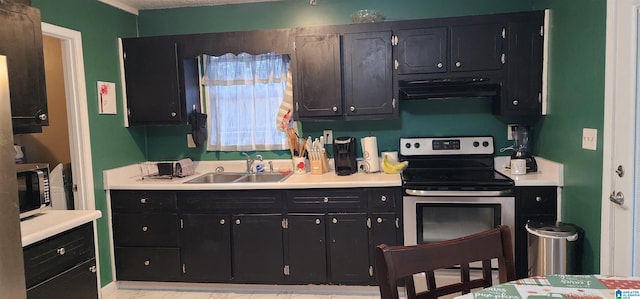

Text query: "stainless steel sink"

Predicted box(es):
[233, 173, 291, 183]
[183, 172, 246, 184]
[183, 172, 290, 184]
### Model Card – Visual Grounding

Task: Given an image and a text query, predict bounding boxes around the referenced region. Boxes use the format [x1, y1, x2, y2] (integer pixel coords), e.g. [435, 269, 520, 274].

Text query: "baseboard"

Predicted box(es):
[115, 281, 380, 295]
[100, 281, 118, 298]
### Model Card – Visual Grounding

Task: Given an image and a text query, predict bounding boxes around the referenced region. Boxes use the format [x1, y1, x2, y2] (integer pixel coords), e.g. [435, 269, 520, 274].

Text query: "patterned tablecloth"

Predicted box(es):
[456, 275, 640, 299]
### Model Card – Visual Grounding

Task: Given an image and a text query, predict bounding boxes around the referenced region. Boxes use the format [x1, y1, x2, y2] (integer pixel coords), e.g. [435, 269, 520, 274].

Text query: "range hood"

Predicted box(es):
[398, 77, 501, 100]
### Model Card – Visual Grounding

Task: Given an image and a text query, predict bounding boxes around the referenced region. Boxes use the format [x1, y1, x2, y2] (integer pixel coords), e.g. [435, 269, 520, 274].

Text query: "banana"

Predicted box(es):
[381, 156, 408, 174]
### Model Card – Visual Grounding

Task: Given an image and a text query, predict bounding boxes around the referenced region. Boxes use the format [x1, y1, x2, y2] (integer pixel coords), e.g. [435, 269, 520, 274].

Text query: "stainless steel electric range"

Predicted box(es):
[399, 136, 515, 248]
[399, 136, 517, 289]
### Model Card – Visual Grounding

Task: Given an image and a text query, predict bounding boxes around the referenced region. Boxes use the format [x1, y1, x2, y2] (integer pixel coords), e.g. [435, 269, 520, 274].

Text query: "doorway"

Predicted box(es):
[32, 23, 95, 211]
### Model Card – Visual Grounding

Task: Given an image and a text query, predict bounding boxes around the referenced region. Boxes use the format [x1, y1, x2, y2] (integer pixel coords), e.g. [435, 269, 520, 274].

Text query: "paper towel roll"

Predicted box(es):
[360, 136, 380, 173]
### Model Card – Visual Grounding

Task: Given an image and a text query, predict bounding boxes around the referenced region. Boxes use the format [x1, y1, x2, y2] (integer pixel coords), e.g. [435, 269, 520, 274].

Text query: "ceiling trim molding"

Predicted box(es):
[98, 0, 139, 15]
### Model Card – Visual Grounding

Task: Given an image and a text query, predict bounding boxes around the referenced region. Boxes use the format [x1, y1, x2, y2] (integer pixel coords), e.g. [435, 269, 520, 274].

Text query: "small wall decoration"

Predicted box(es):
[97, 81, 116, 114]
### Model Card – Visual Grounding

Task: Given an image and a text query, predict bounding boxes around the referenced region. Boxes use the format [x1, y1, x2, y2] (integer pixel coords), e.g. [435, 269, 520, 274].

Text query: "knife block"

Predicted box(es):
[310, 150, 329, 175]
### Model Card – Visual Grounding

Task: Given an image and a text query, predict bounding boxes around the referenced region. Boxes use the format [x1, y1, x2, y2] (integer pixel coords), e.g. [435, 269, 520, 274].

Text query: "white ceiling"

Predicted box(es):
[99, 0, 282, 15]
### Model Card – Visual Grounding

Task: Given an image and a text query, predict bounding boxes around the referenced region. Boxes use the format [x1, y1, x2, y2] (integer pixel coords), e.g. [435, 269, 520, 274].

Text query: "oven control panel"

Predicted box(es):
[400, 136, 494, 156]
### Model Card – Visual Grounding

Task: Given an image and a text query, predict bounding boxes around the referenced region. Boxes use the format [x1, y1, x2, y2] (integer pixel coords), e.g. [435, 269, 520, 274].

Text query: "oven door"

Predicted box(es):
[403, 192, 515, 247]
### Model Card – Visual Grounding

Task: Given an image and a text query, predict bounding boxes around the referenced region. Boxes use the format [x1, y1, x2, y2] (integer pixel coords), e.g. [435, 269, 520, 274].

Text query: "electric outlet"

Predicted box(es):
[323, 130, 333, 144]
[507, 124, 518, 140]
[187, 134, 196, 148]
[582, 128, 597, 150]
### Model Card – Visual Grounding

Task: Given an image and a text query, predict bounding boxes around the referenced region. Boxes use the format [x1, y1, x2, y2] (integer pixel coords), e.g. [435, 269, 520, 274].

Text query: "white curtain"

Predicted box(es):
[202, 52, 289, 151]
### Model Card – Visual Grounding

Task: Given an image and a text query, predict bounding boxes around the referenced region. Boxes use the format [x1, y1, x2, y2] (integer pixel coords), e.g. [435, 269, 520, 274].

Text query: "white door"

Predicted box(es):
[601, 0, 640, 275]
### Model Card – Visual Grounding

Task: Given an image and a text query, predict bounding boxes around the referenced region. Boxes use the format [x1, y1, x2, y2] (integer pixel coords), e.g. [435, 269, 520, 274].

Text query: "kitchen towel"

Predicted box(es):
[276, 69, 293, 131]
[360, 136, 380, 173]
[189, 110, 207, 147]
[174, 158, 195, 177]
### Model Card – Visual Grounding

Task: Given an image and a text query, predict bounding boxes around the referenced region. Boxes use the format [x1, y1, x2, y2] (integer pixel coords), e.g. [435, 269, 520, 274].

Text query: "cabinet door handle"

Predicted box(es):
[144, 260, 150, 266]
[323, 197, 329, 203]
[56, 247, 65, 256]
[140, 198, 147, 204]
[350, 106, 356, 112]
[332, 106, 338, 112]
[512, 99, 519, 106]
[220, 219, 225, 225]
[315, 218, 321, 225]
[377, 217, 383, 224]
[235, 219, 241, 225]
[142, 226, 148, 232]
[380, 195, 387, 202]
[89, 266, 97, 273]
[436, 62, 443, 68]
[332, 218, 338, 224]
[38, 113, 48, 121]
[170, 112, 177, 117]
[455, 61, 462, 68]
[535, 196, 542, 202]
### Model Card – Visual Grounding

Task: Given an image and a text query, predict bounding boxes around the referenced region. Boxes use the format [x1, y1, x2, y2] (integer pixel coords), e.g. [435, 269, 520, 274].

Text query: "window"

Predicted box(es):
[202, 52, 291, 151]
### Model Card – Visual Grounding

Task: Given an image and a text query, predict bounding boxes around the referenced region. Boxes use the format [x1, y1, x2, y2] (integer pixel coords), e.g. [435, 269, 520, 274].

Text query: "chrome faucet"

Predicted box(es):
[241, 152, 263, 173]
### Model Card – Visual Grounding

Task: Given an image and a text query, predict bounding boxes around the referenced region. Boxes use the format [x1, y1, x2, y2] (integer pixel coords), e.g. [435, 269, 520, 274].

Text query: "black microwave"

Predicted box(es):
[16, 163, 50, 219]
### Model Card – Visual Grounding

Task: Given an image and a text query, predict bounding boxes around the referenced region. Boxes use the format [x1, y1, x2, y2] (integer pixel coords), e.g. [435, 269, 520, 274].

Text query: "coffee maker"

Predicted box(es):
[511, 126, 537, 172]
[333, 137, 357, 176]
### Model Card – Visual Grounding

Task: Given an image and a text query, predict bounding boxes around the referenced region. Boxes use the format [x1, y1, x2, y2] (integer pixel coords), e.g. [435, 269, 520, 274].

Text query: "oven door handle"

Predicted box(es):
[405, 189, 512, 197]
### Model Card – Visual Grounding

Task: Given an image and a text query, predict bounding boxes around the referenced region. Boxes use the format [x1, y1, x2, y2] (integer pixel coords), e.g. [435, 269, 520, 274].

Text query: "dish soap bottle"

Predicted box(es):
[14, 145, 24, 164]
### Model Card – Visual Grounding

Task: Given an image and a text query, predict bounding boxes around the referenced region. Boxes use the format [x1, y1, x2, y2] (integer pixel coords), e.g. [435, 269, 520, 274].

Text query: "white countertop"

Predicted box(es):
[103, 157, 563, 191]
[104, 160, 402, 190]
[21, 209, 102, 247]
[495, 156, 564, 187]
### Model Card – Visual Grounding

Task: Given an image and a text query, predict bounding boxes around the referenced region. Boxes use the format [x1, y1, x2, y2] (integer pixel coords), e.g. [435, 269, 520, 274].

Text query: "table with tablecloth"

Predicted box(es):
[455, 274, 640, 299]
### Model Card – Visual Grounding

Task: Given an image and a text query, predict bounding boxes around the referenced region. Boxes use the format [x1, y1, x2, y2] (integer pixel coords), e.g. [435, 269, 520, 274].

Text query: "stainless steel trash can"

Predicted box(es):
[526, 221, 580, 276]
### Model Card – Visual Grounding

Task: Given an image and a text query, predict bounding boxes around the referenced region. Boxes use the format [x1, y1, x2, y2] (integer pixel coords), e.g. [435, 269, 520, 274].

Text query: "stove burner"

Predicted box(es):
[400, 136, 514, 192]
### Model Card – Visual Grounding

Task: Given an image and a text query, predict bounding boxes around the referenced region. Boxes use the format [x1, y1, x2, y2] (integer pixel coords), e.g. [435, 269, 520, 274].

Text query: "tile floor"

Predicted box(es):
[104, 290, 382, 299]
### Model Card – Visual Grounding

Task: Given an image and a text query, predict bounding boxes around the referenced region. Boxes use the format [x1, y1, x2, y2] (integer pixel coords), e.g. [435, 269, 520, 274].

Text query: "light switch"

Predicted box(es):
[582, 128, 597, 150]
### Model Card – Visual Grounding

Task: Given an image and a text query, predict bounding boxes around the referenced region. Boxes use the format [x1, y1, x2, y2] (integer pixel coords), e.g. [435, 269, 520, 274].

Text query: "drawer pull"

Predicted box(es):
[220, 219, 225, 225]
[140, 198, 147, 204]
[142, 226, 148, 232]
[89, 266, 97, 273]
[380, 195, 387, 202]
[57, 248, 65, 256]
[144, 260, 150, 266]
[323, 197, 329, 203]
[332, 218, 338, 224]
[315, 218, 321, 225]
[535, 196, 542, 202]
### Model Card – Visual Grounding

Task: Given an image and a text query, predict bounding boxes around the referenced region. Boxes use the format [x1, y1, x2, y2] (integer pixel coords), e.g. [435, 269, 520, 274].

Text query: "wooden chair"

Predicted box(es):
[375, 225, 515, 299]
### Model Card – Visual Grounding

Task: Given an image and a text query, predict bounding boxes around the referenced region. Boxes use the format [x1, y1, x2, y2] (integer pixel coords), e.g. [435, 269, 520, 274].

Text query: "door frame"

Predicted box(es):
[601, 0, 637, 275]
[41, 23, 95, 211]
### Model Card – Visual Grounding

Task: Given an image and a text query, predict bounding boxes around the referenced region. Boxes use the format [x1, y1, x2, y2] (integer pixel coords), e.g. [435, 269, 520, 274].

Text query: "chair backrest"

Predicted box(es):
[375, 225, 515, 299]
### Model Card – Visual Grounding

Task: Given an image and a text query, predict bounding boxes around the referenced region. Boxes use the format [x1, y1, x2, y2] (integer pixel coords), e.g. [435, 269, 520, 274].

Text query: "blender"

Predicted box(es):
[511, 126, 537, 173]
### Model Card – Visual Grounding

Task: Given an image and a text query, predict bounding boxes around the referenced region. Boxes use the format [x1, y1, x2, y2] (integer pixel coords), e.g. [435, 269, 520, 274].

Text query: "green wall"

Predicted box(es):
[532, 0, 606, 273]
[31, 0, 143, 287]
[27, 0, 607, 288]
